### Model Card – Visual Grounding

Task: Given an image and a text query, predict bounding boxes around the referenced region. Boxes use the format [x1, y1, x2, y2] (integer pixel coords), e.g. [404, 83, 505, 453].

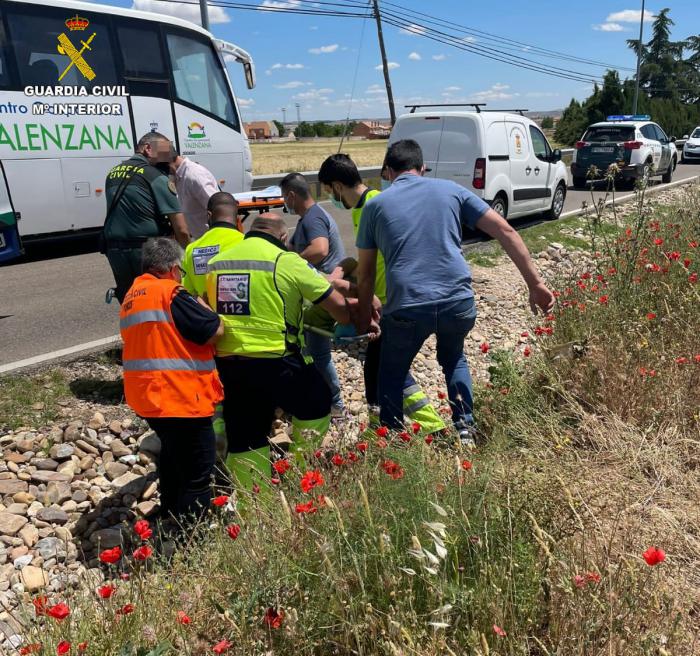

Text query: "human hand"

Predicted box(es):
[327, 266, 344, 282]
[528, 282, 555, 315]
[367, 319, 381, 341]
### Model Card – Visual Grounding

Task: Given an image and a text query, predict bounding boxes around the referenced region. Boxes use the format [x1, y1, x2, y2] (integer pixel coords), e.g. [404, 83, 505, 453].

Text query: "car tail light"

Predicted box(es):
[575, 141, 588, 149]
[623, 141, 643, 150]
[473, 157, 486, 190]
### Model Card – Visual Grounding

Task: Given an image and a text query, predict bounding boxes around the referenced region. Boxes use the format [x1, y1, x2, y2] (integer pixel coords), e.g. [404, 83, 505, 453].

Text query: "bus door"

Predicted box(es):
[0, 162, 21, 263]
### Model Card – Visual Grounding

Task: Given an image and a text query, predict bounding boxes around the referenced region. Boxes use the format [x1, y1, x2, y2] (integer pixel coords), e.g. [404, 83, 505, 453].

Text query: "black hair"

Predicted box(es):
[136, 132, 170, 151]
[384, 139, 423, 173]
[318, 153, 362, 187]
[207, 191, 238, 213]
[279, 172, 310, 199]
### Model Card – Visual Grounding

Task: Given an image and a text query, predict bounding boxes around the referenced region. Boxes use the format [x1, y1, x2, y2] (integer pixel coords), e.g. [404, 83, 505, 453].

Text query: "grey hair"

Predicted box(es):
[136, 131, 170, 152]
[279, 172, 310, 199]
[141, 238, 183, 274]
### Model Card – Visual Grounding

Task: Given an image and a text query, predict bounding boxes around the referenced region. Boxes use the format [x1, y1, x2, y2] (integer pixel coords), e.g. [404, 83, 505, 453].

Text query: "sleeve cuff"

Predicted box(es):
[312, 286, 333, 305]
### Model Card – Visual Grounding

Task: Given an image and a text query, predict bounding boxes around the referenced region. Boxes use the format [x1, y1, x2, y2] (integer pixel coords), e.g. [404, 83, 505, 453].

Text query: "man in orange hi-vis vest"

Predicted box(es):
[120, 237, 224, 522]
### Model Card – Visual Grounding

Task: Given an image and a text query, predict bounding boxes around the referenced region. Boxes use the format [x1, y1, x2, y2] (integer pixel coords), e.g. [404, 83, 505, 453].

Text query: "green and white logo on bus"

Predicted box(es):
[187, 122, 206, 139]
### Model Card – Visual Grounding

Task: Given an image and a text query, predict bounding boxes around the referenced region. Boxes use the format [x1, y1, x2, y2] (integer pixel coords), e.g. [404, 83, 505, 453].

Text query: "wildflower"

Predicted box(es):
[313, 449, 322, 459]
[653, 238, 664, 246]
[19, 645, 42, 655]
[480, 342, 490, 354]
[226, 524, 241, 540]
[33, 595, 48, 616]
[376, 426, 389, 438]
[134, 519, 152, 541]
[586, 571, 601, 584]
[573, 574, 586, 588]
[676, 357, 688, 365]
[411, 421, 421, 434]
[398, 431, 411, 443]
[273, 459, 290, 475]
[683, 258, 691, 268]
[252, 483, 260, 495]
[695, 355, 700, 363]
[425, 435, 434, 445]
[580, 272, 591, 280]
[300, 470, 324, 493]
[263, 607, 284, 629]
[120, 573, 130, 581]
[316, 494, 327, 507]
[523, 347, 531, 358]
[690, 272, 698, 283]
[212, 640, 232, 654]
[598, 295, 609, 305]
[607, 267, 617, 275]
[47, 603, 70, 621]
[437, 391, 447, 399]
[331, 454, 344, 466]
[520, 331, 529, 338]
[177, 611, 192, 625]
[57, 641, 71, 655]
[382, 460, 404, 480]
[356, 441, 368, 453]
[493, 624, 507, 637]
[99, 546, 122, 565]
[461, 460, 473, 471]
[271, 477, 280, 485]
[97, 584, 116, 599]
[642, 546, 666, 566]
[78, 643, 88, 653]
[690, 240, 698, 248]
[667, 250, 681, 261]
[646, 312, 657, 320]
[376, 438, 388, 448]
[295, 500, 317, 514]
[133, 546, 153, 561]
[116, 603, 134, 616]
[347, 451, 359, 462]
[212, 495, 229, 507]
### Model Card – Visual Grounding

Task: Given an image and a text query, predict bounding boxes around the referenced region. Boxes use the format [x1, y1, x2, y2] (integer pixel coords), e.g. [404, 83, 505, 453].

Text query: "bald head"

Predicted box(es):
[250, 213, 288, 242]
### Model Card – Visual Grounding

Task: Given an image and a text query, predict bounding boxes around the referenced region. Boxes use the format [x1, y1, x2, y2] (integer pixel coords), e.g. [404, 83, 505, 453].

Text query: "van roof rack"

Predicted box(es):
[404, 103, 529, 116]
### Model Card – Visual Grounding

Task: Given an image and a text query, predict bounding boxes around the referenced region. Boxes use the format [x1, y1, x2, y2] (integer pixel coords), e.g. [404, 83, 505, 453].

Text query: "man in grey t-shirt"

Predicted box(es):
[280, 172, 346, 415]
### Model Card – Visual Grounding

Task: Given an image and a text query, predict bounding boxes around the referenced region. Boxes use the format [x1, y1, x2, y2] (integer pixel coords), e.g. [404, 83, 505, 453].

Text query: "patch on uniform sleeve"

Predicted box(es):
[167, 179, 177, 194]
[217, 273, 251, 315]
[193, 245, 220, 275]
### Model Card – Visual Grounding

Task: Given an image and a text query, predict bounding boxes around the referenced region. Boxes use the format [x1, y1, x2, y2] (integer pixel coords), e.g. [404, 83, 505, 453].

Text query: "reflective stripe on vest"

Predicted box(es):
[208, 259, 275, 272]
[122, 357, 216, 372]
[119, 309, 171, 330]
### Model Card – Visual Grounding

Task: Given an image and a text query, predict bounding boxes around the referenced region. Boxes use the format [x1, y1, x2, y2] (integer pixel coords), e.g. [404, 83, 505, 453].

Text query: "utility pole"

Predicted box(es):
[372, 0, 396, 126]
[633, 0, 645, 114]
[295, 102, 301, 125]
[281, 107, 287, 124]
[199, 0, 210, 31]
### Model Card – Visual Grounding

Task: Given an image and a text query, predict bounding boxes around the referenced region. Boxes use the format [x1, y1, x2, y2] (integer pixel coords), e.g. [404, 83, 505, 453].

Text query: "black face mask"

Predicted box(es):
[155, 162, 171, 175]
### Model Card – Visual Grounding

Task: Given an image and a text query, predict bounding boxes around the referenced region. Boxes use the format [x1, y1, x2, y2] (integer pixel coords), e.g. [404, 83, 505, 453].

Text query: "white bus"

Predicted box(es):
[0, 0, 255, 262]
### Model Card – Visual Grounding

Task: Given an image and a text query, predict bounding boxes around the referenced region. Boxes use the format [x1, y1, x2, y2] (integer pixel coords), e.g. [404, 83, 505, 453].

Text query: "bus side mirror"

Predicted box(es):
[244, 62, 256, 90]
[550, 149, 562, 162]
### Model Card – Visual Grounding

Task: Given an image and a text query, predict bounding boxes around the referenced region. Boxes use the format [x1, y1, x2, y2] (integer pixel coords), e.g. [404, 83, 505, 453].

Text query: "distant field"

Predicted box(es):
[250, 139, 387, 176]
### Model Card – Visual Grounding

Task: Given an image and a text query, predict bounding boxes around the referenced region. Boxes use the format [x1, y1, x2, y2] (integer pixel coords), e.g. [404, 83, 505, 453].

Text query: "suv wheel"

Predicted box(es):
[662, 157, 675, 184]
[545, 183, 566, 220]
[491, 195, 507, 219]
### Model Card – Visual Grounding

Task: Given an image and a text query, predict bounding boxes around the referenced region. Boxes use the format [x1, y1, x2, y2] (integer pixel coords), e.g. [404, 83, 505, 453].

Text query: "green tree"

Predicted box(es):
[540, 116, 554, 129]
[273, 120, 285, 137]
[555, 99, 588, 146]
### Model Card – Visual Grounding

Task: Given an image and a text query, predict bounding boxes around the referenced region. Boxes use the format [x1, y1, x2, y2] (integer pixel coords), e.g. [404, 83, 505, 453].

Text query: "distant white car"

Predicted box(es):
[682, 127, 700, 163]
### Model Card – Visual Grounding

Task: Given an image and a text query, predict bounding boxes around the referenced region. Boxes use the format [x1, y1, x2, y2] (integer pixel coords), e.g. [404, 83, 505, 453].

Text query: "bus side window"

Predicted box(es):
[166, 31, 240, 131]
[117, 23, 167, 79]
[0, 17, 9, 88]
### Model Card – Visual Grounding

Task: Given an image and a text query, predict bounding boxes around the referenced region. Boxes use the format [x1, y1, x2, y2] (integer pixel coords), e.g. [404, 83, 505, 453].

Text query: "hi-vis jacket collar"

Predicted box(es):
[245, 230, 288, 251]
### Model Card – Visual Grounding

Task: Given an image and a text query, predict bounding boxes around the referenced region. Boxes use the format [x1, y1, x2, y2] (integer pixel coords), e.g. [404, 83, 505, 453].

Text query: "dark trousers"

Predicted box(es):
[106, 247, 143, 303]
[146, 417, 216, 521]
[216, 355, 332, 453]
[364, 334, 420, 407]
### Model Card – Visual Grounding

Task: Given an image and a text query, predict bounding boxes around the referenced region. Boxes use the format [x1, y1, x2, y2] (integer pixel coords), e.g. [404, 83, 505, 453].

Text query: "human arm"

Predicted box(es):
[170, 290, 223, 345]
[168, 213, 190, 248]
[474, 209, 554, 314]
[151, 175, 189, 246]
[300, 237, 329, 265]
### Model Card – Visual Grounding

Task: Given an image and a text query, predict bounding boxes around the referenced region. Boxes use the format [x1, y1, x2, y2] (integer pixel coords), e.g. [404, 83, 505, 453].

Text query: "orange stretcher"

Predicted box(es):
[234, 186, 285, 231]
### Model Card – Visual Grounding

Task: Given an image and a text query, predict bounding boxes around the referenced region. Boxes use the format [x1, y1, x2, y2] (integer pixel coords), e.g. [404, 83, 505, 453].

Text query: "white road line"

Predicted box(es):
[0, 335, 121, 375]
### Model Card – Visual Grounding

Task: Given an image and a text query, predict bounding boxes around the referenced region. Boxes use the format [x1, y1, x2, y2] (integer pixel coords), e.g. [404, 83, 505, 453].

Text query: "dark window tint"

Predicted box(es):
[583, 126, 635, 142]
[640, 125, 657, 140]
[6, 7, 117, 89]
[167, 32, 238, 130]
[529, 125, 551, 161]
[653, 124, 668, 142]
[0, 18, 9, 87]
[692, 128, 700, 139]
[117, 24, 166, 78]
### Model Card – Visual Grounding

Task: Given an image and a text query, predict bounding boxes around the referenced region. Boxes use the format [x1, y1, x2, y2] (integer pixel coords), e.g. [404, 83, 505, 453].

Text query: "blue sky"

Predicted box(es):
[97, 0, 698, 122]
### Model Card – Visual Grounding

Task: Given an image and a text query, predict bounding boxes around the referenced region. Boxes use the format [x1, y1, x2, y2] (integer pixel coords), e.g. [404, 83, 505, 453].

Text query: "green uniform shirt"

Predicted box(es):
[351, 189, 386, 303]
[182, 223, 244, 297]
[104, 154, 181, 241]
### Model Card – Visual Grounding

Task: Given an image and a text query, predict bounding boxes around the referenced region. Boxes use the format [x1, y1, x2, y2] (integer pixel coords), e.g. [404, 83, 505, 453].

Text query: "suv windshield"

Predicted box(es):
[584, 126, 635, 143]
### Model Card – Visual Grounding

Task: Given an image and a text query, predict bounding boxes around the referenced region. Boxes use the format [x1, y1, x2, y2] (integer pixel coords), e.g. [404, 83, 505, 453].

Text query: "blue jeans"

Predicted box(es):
[378, 297, 477, 429]
[304, 330, 344, 410]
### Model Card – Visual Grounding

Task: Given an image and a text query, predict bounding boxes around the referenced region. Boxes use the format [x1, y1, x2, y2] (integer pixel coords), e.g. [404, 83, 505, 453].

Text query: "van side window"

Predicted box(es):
[529, 126, 551, 162]
[166, 32, 239, 131]
[117, 24, 167, 78]
[6, 7, 117, 89]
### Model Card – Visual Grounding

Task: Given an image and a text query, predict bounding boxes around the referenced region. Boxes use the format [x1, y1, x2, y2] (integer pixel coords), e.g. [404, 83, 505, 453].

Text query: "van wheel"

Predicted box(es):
[491, 194, 508, 219]
[545, 183, 566, 220]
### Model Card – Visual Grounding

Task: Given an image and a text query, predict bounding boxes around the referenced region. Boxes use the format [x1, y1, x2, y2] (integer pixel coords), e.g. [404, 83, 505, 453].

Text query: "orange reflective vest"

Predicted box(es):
[120, 274, 223, 418]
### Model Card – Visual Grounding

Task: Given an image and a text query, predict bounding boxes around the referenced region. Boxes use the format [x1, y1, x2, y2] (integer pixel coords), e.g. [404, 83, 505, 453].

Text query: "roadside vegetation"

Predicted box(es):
[8, 183, 700, 655]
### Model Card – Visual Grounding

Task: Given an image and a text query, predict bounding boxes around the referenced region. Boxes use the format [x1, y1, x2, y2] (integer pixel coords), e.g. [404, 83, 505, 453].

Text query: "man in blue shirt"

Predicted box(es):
[356, 139, 554, 444]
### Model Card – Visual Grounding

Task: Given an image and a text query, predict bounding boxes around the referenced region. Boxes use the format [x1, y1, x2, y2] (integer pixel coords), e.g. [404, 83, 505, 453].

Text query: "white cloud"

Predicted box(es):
[472, 83, 516, 101]
[309, 25, 319, 30]
[274, 81, 306, 89]
[593, 22, 625, 31]
[259, 0, 301, 10]
[308, 44, 339, 54]
[524, 91, 560, 98]
[293, 87, 333, 101]
[432, 54, 446, 61]
[366, 84, 385, 95]
[444, 86, 461, 92]
[271, 63, 305, 70]
[399, 23, 427, 36]
[408, 52, 422, 61]
[461, 36, 477, 44]
[375, 62, 400, 70]
[606, 9, 654, 22]
[132, 0, 229, 24]
[238, 98, 255, 107]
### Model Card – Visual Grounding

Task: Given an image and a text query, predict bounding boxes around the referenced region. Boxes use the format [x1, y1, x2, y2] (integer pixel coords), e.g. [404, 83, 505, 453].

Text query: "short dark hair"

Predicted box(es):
[207, 191, 238, 213]
[136, 131, 170, 152]
[384, 139, 423, 173]
[279, 172, 310, 199]
[318, 154, 362, 187]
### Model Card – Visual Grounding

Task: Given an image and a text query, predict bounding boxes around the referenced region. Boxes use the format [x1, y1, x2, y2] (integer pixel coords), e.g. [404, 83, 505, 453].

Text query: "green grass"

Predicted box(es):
[0, 370, 70, 431]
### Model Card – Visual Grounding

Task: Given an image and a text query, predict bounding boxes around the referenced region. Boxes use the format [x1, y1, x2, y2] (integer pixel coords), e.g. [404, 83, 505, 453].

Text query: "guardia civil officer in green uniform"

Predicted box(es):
[103, 132, 190, 303]
[205, 214, 368, 492]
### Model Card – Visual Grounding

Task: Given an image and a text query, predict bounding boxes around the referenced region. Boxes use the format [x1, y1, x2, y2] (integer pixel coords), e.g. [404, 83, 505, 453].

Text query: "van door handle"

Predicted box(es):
[525, 166, 532, 174]
[534, 167, 540, 174]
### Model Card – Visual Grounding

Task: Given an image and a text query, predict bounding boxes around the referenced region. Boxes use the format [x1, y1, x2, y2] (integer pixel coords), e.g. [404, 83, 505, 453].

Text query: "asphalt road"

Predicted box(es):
[1, 163, 698, 367]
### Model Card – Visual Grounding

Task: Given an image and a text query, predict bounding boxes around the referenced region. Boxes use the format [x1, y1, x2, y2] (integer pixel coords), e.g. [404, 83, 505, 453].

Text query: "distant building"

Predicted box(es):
[352, 120, 391, 140]
[244, 121, 279, 140]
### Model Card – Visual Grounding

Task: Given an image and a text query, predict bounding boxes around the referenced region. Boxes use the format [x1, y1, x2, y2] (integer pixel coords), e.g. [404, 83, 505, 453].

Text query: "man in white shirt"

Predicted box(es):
[170, 152, 220, 239]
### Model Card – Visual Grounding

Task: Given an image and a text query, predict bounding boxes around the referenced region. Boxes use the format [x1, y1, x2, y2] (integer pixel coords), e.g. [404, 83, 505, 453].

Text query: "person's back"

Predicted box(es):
[172, 155, 220, 239]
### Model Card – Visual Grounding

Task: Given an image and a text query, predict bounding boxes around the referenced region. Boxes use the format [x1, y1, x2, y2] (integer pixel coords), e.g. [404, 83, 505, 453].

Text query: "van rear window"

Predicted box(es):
[583, 126, 635, 143]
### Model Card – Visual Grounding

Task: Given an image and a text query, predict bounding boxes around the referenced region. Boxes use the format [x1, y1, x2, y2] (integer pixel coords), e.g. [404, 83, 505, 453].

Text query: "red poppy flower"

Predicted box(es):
[653, 238, 664, 246]
[316, 494, 327, 507]
[398, 431, 411, 443]
[116, 603, 134, 616]
[57, 641, 71, 655]
[411, 421, 421, 434]
[493, 624, 507, 637]
[19, 645, 42, 655]
[78, 643, 88, 653]
[97, 584, 116, 599]
[646, 312, 657, 320]
[382, 460, 405, 480]
[520, 331, 529, 338]
[683, 258, 691, 269]
[580, 272, 591, 280]
[99, 546, 122, 565]
[134, 519, 152, 541]
[376, 426, 389, 438]
[253, 483, 261, 494]
[33, 595, 49, 616]
[226, 524, 241, 540]
[695, 355, 700, 363]
[356, 441, 368, 453]
[347, 452, 358, 462]
[177, 610, 192, 625]
[120, 573, 130, 581]
[642, 546, 666, 566]
[331, 453, 344, 466]
[598, 295, 609, 305]
[690, 273, 698, 283]
[461, 460, 473, 471]
[376, 438, 388, 448]
[47, 603, 70, 621]
[523, 347, 531, 358]
[585, 571, 601, 584]
[271, 477, 280, 485]
[133, 546, 153, 561]
[212, 640, 232, 654]
[690, 240, 699, 248]
[263, 607, 284, 629]
[437, 391, 447, 399]
[425, 435, 434, 445]
[295, 500, 317, 514]
[676, 357, 688, 365]
[212, 495, 229, 507]
[273, 459, 290, 475]
[573, 574, 586, 588]
[300, 470, 324, 493]
[480, 342, 490, 354]
[314, 449, 322, 458]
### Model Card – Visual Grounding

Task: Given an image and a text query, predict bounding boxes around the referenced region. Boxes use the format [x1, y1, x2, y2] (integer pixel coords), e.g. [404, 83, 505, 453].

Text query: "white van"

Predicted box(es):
[387, 104, 568, 221]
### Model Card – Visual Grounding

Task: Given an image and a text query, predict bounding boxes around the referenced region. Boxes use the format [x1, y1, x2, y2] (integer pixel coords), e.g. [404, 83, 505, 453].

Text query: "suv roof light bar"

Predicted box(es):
[606, 114, 651, 121]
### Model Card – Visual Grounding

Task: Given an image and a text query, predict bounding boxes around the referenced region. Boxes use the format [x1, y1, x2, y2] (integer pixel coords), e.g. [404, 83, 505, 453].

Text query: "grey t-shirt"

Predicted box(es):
[289, 203, 345, 274]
